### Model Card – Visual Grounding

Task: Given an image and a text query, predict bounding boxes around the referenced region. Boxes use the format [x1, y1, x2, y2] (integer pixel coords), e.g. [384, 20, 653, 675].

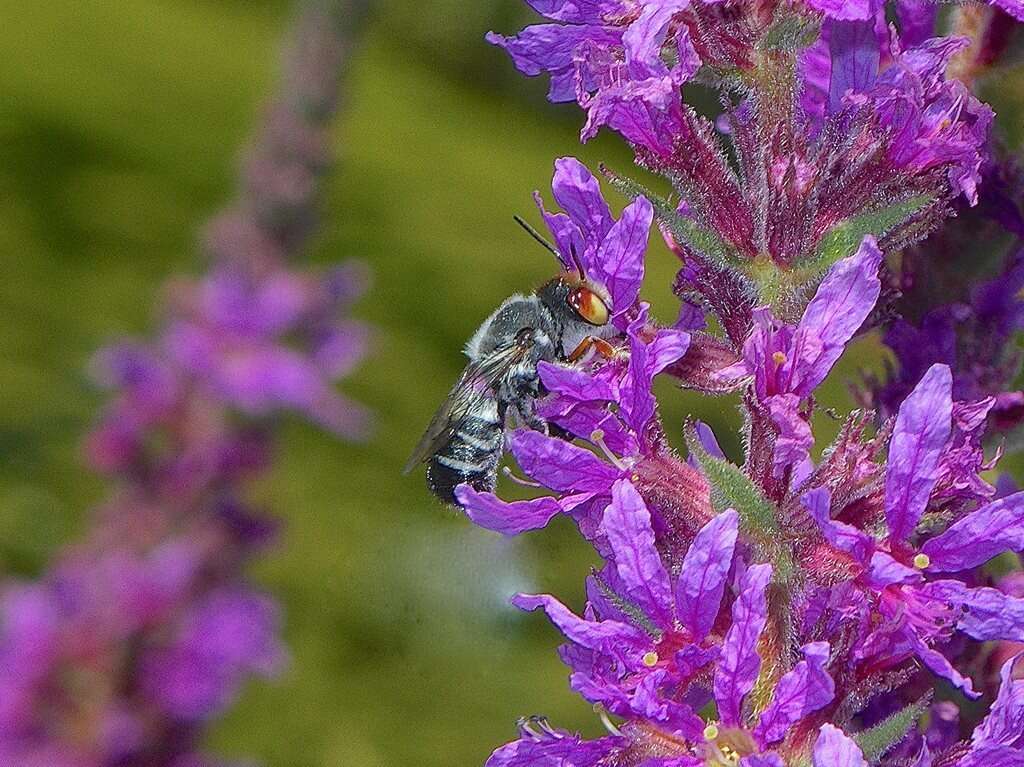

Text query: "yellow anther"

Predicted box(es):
[590, 429, 606, 442]
[914, 553, 931, 570]
[704, 723, 720, 741]
[642, 651, 659, 667]
[772, 351, 787, 365]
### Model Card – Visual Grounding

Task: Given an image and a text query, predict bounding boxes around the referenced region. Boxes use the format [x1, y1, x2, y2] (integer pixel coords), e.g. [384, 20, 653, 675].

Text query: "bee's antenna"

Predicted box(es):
[568, 242, 586, 281]
[513, 215, 562, 260]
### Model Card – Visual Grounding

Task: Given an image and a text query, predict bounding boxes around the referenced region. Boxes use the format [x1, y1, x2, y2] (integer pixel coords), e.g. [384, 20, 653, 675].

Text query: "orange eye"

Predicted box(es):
[568, 287, 610, 326]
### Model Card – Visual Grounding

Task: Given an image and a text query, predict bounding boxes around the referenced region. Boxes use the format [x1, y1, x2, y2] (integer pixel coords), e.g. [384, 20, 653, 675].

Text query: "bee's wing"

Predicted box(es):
[402, 342, 530, 474]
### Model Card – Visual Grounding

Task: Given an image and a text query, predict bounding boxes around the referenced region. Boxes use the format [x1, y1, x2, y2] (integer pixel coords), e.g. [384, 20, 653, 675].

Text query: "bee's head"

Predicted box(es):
[537, 272, 612, 327]
[511, 215, 612, 327]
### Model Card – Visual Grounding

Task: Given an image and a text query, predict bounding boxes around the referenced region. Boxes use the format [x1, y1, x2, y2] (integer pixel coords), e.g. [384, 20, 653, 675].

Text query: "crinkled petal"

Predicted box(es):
[803, 487, 873, 564]
[594, 195, 652, 317]
[960, 588, 1024, 646]
[754, 642, 835, 746]
[922, 491, 1024, 572]
[812, 724, 868, 767]
[538, 361, 617, 402]
[885, 363, 953, 544]
[767, 393, 814, 475]
[896, 0, 937, 46]
[972, 653, 1024, 749]
[603, 480, 674, 628]
[807, 0, 883, 20]
[552, 157, 614, 246]
[630, 670, 705, 741]
[456, 486, 565, 535]
[487, 25, 620, 102]
[741, 756, 785, 767]
[510, 429, 621, 492]
[958, 746, 1024, 767]
[991, 0, 1024, 22]
[865, 551, 921, 589]
[512, 593, 651, 654]
[829, 20, 880, 112]
[714, 563, 773, 726]
[906, 629, 980, 698]
[675, 509, 739, 641]
[485, 725, 623, 767]
[787, 236, 882, 396]
[525, 0, 611, 23]
[647, 328, 691, 376]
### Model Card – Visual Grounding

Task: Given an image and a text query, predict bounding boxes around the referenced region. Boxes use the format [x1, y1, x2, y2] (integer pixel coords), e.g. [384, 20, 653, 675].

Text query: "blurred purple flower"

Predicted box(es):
[0, 2, 371, 765]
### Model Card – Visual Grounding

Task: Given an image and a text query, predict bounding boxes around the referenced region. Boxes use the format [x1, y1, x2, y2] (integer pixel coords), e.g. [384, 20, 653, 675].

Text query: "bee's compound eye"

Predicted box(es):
[568, 287, 610, 326]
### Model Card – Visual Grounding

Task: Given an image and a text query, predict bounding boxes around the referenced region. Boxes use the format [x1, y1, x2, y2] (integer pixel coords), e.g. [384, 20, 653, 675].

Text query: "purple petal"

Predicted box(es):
[922, 581, 1024, 642]
[538, 361, 616, 402]
[487, 26, 619, 102]
[991, 0, 1024, 22]
[807, 0, 882, 20]
[456, 486, 564, 535]
[803, 487, 873, 564]
[754, 642, 835, 746]
[603, 480, 674, 629]
[524, 0, 610, 23]
[896, 0, 937, 46]
[512, 593, 651, 654]
[812, 724, 868, 767]
[509, 429, 620, 493]
[593, 195, 652, 317]
[534, 191, 583, 268]
[865, 551, 921, 589]
[787, 236, 882, 396]
[552, 157, 614, 245]
[828, 20, 880, 112]
[647, 328, 691, 376]
[767, 393, 814, 476]
[675, 509, 739, 641]
[742, 756, 785, 767]
[714, 563, 773, 726]
[693, 421, 726, 460]
[621, 317, 657, 434]
[885, 364, 953, 543]
[485, 725, 622, 767]
[629, 670, 705, 741]
[922, 491, 1024, 572]
[958, 747, 1024, 767]
[906, 629, 980, 698]
[621, 1, 690, 78]
[972, 653, 1024, 749]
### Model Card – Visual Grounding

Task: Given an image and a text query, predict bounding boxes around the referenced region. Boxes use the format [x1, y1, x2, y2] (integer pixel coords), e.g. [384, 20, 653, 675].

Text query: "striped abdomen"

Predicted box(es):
[427, 404, 503, 505]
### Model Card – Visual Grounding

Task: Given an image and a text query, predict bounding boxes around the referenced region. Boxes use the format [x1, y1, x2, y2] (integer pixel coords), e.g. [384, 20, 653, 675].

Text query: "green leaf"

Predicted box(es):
[803, 195, 932, 274]
[603, 169, 739, 267]
[685, 426, 779, 535]
[853, 696, 930, 763]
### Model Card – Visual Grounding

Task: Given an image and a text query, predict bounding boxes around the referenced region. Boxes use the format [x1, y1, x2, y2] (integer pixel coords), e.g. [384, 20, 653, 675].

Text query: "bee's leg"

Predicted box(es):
[515, 394, 548, 434]
[568, 335, 617, 362]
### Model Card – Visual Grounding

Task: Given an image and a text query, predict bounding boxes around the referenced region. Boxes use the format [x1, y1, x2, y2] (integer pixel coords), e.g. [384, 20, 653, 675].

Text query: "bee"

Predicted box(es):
[403, 218, 617, 505]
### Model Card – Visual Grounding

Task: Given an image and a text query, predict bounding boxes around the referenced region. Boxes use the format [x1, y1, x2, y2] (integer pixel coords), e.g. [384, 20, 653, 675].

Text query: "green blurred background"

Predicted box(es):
[0, 3, 1021, 766]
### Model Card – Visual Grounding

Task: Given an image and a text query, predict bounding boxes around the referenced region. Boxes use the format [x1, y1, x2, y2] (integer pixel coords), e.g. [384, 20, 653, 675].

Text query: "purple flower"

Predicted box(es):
[511, 485, 737, 722]
[802, 365, 1024, 696]
[533, 157, 653, 325]
[487, 2, 701, 142]
[718, 236, 882, 475]
[493, 538, 839, 764]
[0, 3, 372, 765]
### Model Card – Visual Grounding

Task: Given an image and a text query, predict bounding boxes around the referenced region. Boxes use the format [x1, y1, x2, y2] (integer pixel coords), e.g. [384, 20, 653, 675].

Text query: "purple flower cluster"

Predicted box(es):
[0, 2, 370, 766]
[469, 3, 1024, 766]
